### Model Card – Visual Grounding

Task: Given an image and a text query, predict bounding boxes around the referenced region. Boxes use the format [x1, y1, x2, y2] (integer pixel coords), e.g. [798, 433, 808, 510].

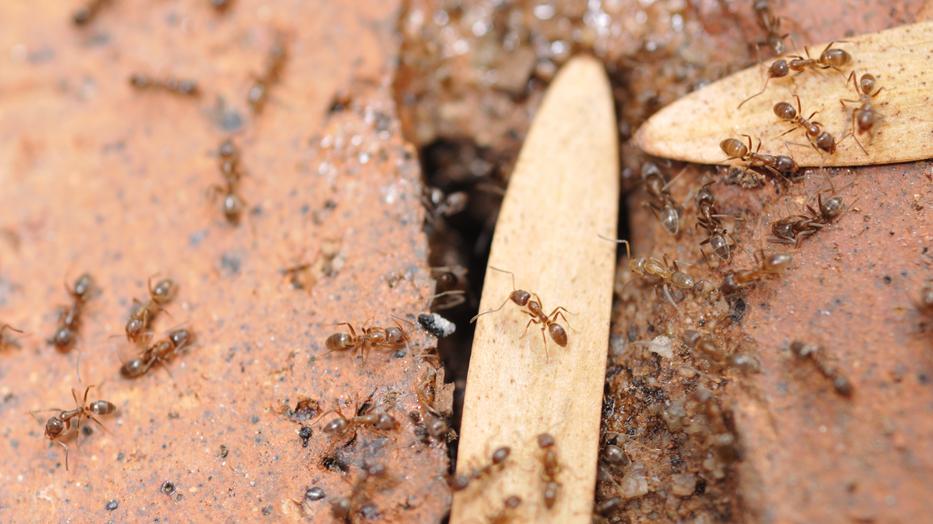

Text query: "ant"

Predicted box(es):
[721, 250, 793, 295]
[738, 42, 852, 108]
[789, 340, 853, 396]
[325, 320, 412, 360]
[48, 273, 94, 351]
[120, 328, 194, 378]
[603, 237, 696, 308]
[315, 394, 399, 445]
[210, 138, 246, 224]
[471, 267, 570, 354]
[1, 323, 24, 350]
[770, 187, 851, 246]
[720, 135, 799, 180]
[330, 461, 390, 523]
[752, 0, 790, 56]
[840, 72, 883, 154]
[641, 162, 682, 236]
[695, 181, 738, 262]
[413, 368, 454, 443]
[72, 0, 111, 26]
[125, 276, 177, 344]
[537, 433, 562, 509]
[448, 445, 511, 492]
[774, 96, 839, 154]
[128, 74, 200, 97]
[33, 385, 116, 470]
[247, 36, 288, 114]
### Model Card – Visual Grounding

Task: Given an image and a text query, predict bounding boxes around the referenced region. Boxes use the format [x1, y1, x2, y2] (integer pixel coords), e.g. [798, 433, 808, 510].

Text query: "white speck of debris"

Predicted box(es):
[428, 313, 456, 337]
[648, 335, 673, 358]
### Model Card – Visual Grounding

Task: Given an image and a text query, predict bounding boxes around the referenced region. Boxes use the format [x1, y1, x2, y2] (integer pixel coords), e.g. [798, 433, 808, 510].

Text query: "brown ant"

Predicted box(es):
[315, 393, 399, 446]
[125, 276, 177, 344]
[641, 162, 682, 236]
[695, 181, 738, 262]
[48, 273, 94, 351]
[840, 72, 883, 154]
[603, 237, 696, 308]
[247, 36, 288, 114]
[128, 74, 200, 97]
[448, 445, 511, 492]
[770, 187, 851, 246]
[325, 320, 412, 360]
[738, 42, 852, 108]
[209, 138, 246, 224]
[414, 368, 454, 443]
[720, 135, 799, 180]
[329, 461, 393, 523]
[33, 385, 116, 470]
[120, 328, 193, 378]
[752, 0, 790, 56]
[721, 250, 793, 295]
[1, 323, 24, 350]
[789, 340, 853, 396]
[774, 96, 839, 154]
[536, 433, 562, 509]
[72, 0, 111, 26]
[471, 267, 570, 354]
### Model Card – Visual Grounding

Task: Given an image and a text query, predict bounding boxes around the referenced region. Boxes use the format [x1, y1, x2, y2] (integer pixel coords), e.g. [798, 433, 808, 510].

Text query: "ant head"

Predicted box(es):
[511, 290, 531, 308]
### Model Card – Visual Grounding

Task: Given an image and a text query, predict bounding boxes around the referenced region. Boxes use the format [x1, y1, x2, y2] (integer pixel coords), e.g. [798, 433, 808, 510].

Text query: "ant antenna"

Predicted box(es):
[597, 234, 632, 259]
[470, 266, 517, 323]
[737, 77, 770, 109]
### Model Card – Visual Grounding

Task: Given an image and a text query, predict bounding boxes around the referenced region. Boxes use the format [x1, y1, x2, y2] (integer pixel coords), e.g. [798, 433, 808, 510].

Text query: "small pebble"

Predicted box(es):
[648, 335, 673, 359]
[671, 473, 697, 497]
[620, 473, 649, 499]
[105, 500, 119, 511]
[305, 487, 326, 501]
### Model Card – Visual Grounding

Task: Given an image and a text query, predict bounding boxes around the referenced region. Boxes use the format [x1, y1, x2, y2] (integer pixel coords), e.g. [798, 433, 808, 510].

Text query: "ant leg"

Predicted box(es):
[539, 325, 550, 362]
[58, 441, 71, 471]
[520, 317, 536, 339]
[661, 284, 681, 311]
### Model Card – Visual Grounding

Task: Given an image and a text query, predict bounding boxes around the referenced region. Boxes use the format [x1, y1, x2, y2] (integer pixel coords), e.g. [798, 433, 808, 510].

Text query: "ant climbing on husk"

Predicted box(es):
[471, 267, 570, 353]
[720, 135, 799, 180]
[738, 42, 852, 108]
[537, 433, 562, 509]
[448, 445, 512, 492]
[840, 72, 883, 154]
[773, 96, 840, 154]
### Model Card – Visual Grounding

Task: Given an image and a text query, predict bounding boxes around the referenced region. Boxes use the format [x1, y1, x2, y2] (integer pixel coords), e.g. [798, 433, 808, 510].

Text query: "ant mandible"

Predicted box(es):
[471, 267, 570, 355]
